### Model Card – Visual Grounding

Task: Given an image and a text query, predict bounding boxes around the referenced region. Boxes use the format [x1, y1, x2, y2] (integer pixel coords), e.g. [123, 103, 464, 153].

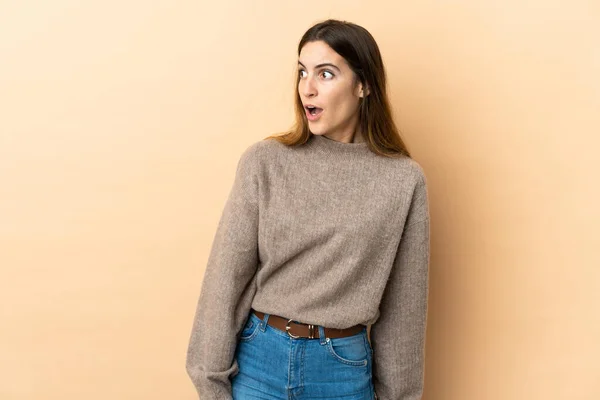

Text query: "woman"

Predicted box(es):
[186, 19, 430, 400]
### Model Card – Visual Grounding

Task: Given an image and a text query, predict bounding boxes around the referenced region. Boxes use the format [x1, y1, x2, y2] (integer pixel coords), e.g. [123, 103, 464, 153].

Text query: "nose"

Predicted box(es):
[300, 75, 317, 98]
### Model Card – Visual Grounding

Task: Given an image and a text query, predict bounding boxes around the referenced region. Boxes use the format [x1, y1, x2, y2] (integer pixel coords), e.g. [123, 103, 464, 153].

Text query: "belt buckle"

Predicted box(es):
[286, 319, 315, 339]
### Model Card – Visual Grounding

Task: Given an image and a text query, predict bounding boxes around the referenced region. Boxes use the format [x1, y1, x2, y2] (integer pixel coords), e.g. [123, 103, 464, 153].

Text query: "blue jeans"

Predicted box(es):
[231, 311, 375, 399]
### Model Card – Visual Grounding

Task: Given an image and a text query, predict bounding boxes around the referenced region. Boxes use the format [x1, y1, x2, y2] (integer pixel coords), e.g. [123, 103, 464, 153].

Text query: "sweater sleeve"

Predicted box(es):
[185, 144, 261, 400]
[370, 170, 431, 400]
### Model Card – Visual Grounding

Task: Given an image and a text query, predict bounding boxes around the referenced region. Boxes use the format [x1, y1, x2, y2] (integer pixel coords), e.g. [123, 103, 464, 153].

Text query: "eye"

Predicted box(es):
[298, 69, 334, 79]
[321, 70, 334, 79]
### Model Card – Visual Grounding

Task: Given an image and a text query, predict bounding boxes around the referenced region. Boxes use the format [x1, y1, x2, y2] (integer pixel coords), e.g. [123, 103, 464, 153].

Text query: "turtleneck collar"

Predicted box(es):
[309, 134, 370, 154]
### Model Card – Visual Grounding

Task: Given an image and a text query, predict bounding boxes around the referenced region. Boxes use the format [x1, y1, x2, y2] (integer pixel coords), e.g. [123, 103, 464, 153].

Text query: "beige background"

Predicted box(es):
[1, 1, 599, 399]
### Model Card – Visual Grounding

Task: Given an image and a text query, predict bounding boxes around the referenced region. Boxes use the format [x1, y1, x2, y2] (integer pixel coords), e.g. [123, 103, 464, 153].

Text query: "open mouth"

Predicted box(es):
[306, 106, 323, 116]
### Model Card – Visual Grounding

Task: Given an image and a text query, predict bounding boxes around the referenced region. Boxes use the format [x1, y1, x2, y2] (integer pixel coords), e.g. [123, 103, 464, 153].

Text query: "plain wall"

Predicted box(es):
[1, 1, 598, 399]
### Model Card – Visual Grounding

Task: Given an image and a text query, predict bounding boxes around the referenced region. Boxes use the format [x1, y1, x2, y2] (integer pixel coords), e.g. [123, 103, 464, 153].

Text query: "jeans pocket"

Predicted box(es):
[239, 313, 261, 342]
[325, 333, 369, 367]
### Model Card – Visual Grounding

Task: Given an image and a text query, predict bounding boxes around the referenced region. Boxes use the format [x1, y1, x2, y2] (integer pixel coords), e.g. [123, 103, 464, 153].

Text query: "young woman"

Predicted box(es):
[186, 19, 430, 400]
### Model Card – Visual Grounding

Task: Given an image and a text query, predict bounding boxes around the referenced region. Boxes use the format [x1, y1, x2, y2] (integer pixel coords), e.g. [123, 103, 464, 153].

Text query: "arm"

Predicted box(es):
[371, 171, 431, 400]
[185, 144, 261, 399]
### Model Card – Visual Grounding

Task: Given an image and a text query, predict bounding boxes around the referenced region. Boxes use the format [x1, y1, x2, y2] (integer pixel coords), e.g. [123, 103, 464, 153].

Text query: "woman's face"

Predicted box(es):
[298, 40, 367, 142]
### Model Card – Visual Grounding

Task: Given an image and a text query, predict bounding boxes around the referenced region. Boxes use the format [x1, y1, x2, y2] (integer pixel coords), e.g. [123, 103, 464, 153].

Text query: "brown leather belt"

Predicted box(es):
[251, 309, 365, 339]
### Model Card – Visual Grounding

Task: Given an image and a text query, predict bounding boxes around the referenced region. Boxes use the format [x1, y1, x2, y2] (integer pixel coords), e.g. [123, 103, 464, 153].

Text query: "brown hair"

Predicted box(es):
[265, 19, 411, 158]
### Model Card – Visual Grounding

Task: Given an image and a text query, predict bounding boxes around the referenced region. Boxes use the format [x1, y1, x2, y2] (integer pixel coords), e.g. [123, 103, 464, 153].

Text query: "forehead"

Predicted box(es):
[298, 41, 347, 68]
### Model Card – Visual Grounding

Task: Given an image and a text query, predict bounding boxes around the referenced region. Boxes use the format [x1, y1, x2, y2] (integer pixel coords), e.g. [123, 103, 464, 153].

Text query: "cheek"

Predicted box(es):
[320, 85, 359, 120]
[327, 91, 350, 111]
[330, 98, 357, 119]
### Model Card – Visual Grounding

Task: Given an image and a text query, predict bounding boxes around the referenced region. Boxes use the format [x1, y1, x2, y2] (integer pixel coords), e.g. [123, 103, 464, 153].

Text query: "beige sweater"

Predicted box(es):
[186, 134, 431, 400]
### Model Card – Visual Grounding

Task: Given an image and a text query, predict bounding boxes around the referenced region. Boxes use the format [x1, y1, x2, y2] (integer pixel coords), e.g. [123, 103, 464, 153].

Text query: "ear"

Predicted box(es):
[359, 83, 370, 98]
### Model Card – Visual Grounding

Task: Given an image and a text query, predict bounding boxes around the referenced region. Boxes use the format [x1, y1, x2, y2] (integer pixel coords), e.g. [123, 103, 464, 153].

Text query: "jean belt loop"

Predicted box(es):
[260, 313, 270, 331]
[318, 325, 327, 345]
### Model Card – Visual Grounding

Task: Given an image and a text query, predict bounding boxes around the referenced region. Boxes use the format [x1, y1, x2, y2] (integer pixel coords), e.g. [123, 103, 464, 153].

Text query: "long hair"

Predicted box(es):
[266, 19, 411, 158]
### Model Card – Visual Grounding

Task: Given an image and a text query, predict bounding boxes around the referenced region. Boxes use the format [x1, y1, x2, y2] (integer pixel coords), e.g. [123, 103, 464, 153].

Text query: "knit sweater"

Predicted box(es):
[186, 133, 431, 400]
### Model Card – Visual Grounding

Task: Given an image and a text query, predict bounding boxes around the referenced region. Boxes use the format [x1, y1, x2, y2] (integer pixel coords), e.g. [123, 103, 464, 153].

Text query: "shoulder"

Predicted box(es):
[403, 158, 428, 197]
[233, 137, 284, 180]
[231, 139, 281, 188]
[404, 158, 429, 223]
[408, 158, 427, 188]
[386, 156, 429, 223]
[386, 154, 428, 190]
[238, 136, 287, 165]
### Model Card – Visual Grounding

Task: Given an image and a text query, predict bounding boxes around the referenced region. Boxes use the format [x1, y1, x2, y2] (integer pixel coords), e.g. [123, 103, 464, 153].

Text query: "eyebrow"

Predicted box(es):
[297, 61, 341, 72]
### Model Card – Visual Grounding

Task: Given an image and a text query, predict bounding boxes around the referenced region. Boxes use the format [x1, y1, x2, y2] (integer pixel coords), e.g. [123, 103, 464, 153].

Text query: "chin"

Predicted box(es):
[309, 127, 328, 136]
